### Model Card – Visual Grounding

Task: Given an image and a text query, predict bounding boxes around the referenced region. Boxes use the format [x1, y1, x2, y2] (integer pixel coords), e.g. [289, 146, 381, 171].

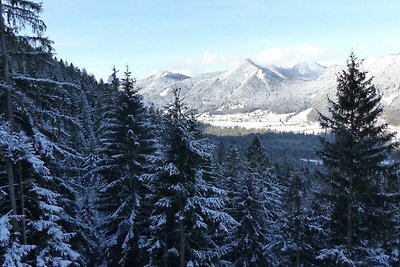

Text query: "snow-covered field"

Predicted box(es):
[198, 109, 323, 134]
[198, 109, 400, 138]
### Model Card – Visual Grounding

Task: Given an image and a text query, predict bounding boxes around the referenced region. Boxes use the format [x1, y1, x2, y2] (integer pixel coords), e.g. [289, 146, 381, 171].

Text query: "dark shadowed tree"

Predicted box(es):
[317, 52, 399, 265]
[0, 0, 52, 235]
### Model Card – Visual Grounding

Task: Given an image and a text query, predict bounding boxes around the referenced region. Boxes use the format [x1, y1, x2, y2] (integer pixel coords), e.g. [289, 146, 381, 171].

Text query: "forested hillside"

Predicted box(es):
[1, 1, 400, 266]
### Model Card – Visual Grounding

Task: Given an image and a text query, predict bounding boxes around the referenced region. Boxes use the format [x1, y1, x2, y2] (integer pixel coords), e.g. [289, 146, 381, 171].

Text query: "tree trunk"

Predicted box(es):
[179, 219, 185, 267]
[0, 0, 18, 231]
[164, 225, 168, 267]
[6, 162, 17, 223]
[347, 176, 353, 247]
[0, 0, 13, 127]
[18, 163, 27, 245]
[295, 229, 300, 267]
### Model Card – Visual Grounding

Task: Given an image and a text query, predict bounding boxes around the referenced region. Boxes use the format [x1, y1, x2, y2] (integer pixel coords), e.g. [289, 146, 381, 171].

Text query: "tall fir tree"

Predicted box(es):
[282, 166, 323, 266]
[222, 146, 242, 220]
[226, 135, 285, 266]
[0, 2, 89, 265]
[97, 66, 156, 266]
[0, 0, 51, 238]
[247, 135, 285, 264]
[219, 146, 241, 264]
[225, 161, 268, 265]
[0, 120, 80, 266]
[317, 52, 399, 265]
[146, 87, 234, 267]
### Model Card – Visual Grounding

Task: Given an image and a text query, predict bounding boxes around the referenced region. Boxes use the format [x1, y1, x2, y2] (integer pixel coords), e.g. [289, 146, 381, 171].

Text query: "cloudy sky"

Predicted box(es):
[41, 0, 400, 79]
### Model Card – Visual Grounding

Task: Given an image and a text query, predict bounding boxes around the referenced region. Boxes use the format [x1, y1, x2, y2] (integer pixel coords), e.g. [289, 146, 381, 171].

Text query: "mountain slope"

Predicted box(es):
[138, 54, 400, 124]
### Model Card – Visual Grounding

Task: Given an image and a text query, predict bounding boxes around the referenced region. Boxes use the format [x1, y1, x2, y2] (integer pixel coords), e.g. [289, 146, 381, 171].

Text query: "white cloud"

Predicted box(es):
[164, 51, 236, 77]
[355, 37, 400, 59]
[251, 44, 338, 67]
[140, 44, 339, 78]
[202, 51, 217, 64]
[141, 68, 162, 78]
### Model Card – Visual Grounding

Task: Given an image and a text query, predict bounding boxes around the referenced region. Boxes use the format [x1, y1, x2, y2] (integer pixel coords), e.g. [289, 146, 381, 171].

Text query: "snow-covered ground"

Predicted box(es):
[198, 109, 400, 138]
[198, 109, 323, 134]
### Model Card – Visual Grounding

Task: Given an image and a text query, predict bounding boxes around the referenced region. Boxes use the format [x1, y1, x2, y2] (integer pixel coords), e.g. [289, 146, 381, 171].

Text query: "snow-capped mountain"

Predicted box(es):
[276, 61, 327, 80]
[138, 54, 400, 125]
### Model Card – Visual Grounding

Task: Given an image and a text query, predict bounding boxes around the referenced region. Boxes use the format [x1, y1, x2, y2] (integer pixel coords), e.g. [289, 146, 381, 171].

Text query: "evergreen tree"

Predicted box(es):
[216, 141, 226, 165]
[146, 87, 233, 267]
[223, 146, 242, 218]
[218, 146, 241, 264]
[0, 2, 88, 263]
[247, 135, 285, 264]
[97, 66, 156, 266]
[282, 166, 322, 266]
[246, 135, 270, 170]
[11, 74, 89, 266]
[0, 0, 51, 239]
[225, 167, 268, 266]
[317, 52, 399, 265]
[0, 121, 80, 266]
[75, 74, 102, 264]
[226, 135, 284, 266]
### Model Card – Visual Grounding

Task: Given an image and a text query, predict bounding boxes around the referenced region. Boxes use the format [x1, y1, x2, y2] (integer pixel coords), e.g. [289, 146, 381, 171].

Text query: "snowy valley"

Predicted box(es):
[139, 53, 400, 131]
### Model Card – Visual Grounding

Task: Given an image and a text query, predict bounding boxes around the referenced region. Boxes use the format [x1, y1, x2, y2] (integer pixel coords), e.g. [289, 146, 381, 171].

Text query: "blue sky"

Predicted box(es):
[41, 0, 400, 79]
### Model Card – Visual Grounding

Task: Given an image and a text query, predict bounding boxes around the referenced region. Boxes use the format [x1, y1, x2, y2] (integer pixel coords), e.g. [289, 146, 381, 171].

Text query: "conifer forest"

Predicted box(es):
[1, 1, 400, 266]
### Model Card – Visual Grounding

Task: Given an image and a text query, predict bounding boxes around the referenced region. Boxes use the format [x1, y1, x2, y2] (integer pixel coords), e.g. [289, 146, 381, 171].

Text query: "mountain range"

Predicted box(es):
[138, 54, 400, 125]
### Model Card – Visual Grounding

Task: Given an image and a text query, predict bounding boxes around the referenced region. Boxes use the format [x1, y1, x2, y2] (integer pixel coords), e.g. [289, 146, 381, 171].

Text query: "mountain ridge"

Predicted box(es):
[138, 54, 400, 125]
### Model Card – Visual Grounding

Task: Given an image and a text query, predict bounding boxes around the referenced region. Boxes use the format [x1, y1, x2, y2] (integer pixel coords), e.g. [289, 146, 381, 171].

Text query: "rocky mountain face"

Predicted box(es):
[138, 54, 400, 125]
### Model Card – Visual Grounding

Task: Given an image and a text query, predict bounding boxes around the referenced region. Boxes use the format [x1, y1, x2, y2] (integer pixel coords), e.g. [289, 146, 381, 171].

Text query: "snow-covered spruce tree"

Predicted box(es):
[226, 135, 284, 266]
[216, 141, 226, 165]
[216, 146, 241, 265]
[0, 123, 35, 266]
[76, 78, 104, 264]
[223, 144, 266, 266]
[247, 135, 285, 264]
[97, 66, 156, 266]
[94, 69, 120, 262]
[222, 146, 242, 219]
[317, 52, 399, 265]
[15, 60, 108, 266]
[0, 2, 86, 264]
[146, 87, 234, 267]
[12, 69, 94, 265]
[6, 59, 110, 266]
[0, 121, 80, 266]
[282, 166, 322, 266]
[72, 72, 105, 266]
[0, 0, 51, 237]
